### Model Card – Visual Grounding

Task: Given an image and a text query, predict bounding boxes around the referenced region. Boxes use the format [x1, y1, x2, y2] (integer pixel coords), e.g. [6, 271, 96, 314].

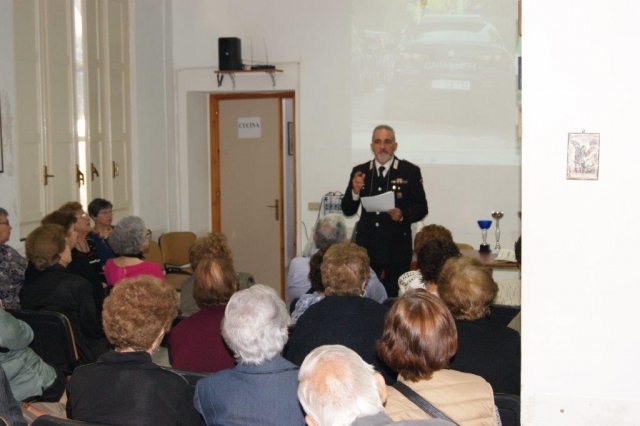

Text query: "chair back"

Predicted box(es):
[143, 240, 164, 269]
[494, 393, 520, 426]
[158, 232, 197, 271]
[8, 309, 80, 375]
[158, 231, 197, 291]
[161, 367, 211, 391]
[32, 415, 105, 425]
[488, 304, 521, 327]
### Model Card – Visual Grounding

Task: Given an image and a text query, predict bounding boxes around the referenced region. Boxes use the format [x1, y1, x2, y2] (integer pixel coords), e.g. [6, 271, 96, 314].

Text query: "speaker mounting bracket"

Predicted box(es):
[215, 69, 283, 90]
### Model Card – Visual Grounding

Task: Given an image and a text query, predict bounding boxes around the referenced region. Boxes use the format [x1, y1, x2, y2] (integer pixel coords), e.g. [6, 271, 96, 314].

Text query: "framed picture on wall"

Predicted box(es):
[567, 132, 600, 180]
[287, 121, 294, 155]
[0, 100, 4, 173]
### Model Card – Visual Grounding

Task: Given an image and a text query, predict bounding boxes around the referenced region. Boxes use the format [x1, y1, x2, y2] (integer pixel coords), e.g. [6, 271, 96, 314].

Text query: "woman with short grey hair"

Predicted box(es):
[103, 216, 164, 286]
[194, 284, 305, 425]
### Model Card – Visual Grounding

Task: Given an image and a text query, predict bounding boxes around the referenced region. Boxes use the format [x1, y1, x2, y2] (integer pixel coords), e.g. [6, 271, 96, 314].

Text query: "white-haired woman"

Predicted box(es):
[194, 284, 305, 425]
[103, 216, 164, 286]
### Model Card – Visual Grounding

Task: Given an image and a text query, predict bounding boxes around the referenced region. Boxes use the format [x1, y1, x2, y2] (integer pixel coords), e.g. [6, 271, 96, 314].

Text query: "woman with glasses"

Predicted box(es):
[104, 216, 165, 286]
[87, 198, 116, 263]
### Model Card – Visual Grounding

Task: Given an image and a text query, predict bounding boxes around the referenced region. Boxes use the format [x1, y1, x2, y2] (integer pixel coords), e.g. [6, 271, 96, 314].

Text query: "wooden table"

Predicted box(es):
[460, 249, 519, 270]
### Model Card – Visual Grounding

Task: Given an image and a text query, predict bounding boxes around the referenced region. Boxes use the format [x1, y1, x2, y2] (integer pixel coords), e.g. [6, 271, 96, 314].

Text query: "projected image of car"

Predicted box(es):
[384, 15, 514, 123]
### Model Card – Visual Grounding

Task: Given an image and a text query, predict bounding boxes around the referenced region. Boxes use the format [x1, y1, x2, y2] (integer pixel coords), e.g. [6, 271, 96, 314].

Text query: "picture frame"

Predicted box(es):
[567, 132, 600, 180]
[0, 99, 4, 173]
[287, 121, 294, 156]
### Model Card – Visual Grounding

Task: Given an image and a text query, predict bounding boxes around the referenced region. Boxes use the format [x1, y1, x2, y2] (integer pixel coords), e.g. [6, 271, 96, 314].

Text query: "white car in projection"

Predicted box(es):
[384, 14, 514, 123]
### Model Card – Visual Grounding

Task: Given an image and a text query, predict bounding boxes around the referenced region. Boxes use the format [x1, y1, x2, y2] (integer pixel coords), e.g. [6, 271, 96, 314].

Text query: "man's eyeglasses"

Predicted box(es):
[0, 221, 10, 226]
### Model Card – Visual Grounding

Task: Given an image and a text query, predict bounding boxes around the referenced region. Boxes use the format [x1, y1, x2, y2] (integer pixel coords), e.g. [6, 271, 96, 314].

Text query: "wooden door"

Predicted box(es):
[210, 95, 287, 296]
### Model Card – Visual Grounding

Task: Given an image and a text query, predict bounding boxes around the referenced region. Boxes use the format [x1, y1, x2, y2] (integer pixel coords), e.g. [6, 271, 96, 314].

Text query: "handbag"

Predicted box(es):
[392, 381, 460, 426]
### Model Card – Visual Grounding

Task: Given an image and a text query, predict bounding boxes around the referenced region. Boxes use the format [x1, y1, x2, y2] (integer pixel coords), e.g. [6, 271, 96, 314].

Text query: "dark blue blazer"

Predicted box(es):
[194, 356, 305, 426]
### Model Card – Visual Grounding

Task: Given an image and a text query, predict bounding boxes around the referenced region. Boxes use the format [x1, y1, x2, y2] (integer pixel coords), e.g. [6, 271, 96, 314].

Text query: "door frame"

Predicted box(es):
[209, 92, 297, 298]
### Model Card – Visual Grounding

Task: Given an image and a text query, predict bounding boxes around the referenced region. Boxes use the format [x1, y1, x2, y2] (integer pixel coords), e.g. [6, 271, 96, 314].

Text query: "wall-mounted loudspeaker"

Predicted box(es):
[218, 37, 243, 70]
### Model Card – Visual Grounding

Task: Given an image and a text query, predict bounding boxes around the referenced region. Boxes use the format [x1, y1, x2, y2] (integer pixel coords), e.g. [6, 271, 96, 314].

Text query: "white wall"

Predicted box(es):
[0, 0, 19, 248]
[171, 0, 521, 253]
[130, 0, 175, 234]
[522, 1, 640, 424]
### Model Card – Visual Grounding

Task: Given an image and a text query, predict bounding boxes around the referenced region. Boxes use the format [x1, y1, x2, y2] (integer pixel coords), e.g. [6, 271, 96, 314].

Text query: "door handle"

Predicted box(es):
[91, 163, 100, 181]
[76, 164, 85, 186]
[112, 161, 120, 178]
[267, 199, 280, 221]
[43, 166, 55, 186]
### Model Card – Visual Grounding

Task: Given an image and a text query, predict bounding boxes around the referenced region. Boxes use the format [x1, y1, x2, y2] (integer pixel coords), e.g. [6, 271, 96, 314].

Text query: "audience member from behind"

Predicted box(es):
[40, 210, 105, 315]
[286, 213, 387, 308]
[438, 257, 521, 395]
[0, 207, 27, 309]
[298, 345, 453, 426]
[411, 224, 454, 266]
[104, 216, 164, 286]
[194, 284, 305, 425]
[378, 290, 498, 425]
[87, 198, 116, 263]
[21, 224, 107, 364]
[285, 242, 396, 384]
[58, 202, 105, 282]
[168, 257, 237, 373]
[495, 236, 522, 307]
[180, 232, 254, 316]
[291, 247, 327, 324]
[0, 303, 65, 403]
[398, 237, 460, 297]
[66, 275, 203, 425]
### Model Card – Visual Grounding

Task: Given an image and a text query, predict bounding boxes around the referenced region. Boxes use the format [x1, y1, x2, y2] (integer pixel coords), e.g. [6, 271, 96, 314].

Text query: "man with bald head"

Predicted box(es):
[341, 125, 428, 297]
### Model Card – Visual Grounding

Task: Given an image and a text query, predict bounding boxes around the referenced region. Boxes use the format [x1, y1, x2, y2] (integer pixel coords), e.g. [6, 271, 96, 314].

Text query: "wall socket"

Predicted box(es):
[308, 202, 321, 211]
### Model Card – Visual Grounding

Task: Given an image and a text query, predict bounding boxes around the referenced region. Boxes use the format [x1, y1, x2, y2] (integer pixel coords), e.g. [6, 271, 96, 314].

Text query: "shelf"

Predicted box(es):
[215, 69, 283, 89]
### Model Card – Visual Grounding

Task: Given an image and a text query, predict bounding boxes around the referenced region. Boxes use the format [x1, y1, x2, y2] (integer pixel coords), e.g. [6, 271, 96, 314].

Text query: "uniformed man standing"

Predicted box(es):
[341, 125, 428, 297]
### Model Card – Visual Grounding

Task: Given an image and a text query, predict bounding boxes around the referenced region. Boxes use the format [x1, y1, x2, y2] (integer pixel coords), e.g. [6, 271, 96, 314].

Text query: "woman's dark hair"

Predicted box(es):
[41, 211, 76, 234]
[88, 198, 113, 218]
[416, 237, 461, 283]
[307, 248, 327, 293]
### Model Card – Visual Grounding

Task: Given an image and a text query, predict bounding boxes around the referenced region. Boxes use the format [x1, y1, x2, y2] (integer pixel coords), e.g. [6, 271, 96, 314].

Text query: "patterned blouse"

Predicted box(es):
[291, 292, 325, 324]
[0, 244, 28, 309]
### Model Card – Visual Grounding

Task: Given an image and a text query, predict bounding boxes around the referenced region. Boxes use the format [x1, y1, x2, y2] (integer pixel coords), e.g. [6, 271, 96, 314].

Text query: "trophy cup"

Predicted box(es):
[491, 211, 504, 250]
[477, 220, 492, 253]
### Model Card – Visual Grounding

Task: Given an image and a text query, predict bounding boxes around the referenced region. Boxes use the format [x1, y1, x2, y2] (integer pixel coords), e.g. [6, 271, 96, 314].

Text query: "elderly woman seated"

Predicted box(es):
[86, 198, 116, 263]
[378, 290, 498, 425]
[20, 224, 107, 364]
[194, 284, 305, 425]
[66, 275, 203, 425]
[290, 247, 327, 324]
[39, 210, 105, 315]
[179, 232, 253, 316]
[0, 207, 27, 309]
[168, 257, 237, 373]
[438, 256, 521, 396]
[104, 216, 164, 286]
[285, 242, 396, 384]
[398, 236, 461, 297]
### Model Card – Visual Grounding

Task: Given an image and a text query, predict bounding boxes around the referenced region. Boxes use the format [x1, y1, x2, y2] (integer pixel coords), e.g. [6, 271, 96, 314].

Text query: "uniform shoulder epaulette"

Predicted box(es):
[397, 158, 420, 168]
